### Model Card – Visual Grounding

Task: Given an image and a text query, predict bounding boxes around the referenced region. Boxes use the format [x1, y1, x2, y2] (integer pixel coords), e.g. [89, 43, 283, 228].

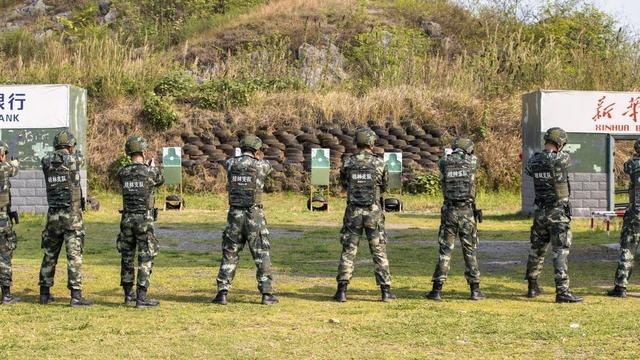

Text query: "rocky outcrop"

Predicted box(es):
[298, 43, 347, 88]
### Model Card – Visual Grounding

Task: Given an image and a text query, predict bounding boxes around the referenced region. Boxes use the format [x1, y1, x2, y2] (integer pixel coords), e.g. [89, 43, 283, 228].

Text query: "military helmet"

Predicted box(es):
[53, 130, 77, 148]
[0, 141, 8, 155]
[634, 138, 640, 154]
[544, 127, 568, 148]
[125, 135, 148, 156]
[240, 135, 263, 151]
[354, 127, 377, 147]
[452, 137, 474, 154]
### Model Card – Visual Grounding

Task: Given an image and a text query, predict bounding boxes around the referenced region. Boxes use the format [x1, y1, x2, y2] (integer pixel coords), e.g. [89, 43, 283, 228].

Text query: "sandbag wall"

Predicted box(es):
[179, 123, 445, 191]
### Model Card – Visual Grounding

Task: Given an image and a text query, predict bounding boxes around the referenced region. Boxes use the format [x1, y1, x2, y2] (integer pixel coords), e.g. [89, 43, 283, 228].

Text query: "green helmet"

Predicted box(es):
[634, 138, 640, 154]
[0, 141, 8, 155]
[240, 135, 263, 151]
[53, 130, 77, 148]
[544, 127, 568, 149]
[354, 127, 377, 148]
[125, 135, 148, 156]
[452, 137, 474, 154]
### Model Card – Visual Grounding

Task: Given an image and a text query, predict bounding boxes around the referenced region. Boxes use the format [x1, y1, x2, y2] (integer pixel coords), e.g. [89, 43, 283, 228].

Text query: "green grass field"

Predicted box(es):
[1, 192, 639, 359]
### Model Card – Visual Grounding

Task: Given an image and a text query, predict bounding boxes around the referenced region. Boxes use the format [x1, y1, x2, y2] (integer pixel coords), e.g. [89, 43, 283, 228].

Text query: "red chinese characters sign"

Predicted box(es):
[541, 91, 640, 134]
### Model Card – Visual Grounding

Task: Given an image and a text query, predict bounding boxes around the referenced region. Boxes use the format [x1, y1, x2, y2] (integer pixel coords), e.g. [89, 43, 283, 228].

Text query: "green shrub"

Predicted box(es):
[194, 79, 255, 110]
[141, 93, 178, 130]
[404, 171, 440, 195]
[154, 71, 196, 97]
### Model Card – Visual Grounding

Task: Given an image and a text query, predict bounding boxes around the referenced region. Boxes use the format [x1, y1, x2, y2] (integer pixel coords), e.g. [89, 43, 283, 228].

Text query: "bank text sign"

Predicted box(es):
[540, 91, 640, 134]
[0, 85, 70, 129]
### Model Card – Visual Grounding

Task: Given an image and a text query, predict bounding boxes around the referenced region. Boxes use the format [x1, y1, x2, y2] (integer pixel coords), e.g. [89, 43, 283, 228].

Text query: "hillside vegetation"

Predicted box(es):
[1, 0, 639, 191]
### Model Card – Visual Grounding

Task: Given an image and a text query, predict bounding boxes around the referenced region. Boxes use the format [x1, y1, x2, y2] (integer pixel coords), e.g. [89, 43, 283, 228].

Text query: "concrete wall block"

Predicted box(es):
[17, 171, 37, 180]
[583, 199, 600, 208]
[590, 191, 607, 200]
[19, 188, 35, 197]
[599, 200, 609, 208]
[571, 182, 583, 191]
[591, 173, 607, 182]
[35, 206, 48, 213]
[573, 208, 591, 217]
[600, 182, 612, 191]
[10, 179, 25, 188]
[571, 173, 591, 182]
[570, 199, 583, 208]
[12, 197, 26, 206]
[35, 189, 47, 197]
[583, 182, 599, 191]
[572, 191, 590, 199]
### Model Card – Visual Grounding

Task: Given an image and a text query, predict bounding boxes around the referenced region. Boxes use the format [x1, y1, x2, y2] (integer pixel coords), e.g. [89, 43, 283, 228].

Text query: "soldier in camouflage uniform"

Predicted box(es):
[39, 130, 93, 307]
[425, 137, 485, 301]
[0, 141, 20, 304]
[212, 135, 278, 305]
[333, 127, 396, 303]
[117, 136, 164, 308]
[607, 139, 640, 298]
[524, 127, 583, 303]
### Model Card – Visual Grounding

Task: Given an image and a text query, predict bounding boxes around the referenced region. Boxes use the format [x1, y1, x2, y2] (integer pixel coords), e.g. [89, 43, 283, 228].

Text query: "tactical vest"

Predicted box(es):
[0, 164, 11, 208]
[121, 164, 155, 213]
[442, 153, 475, 202]
[228, 157, 262, 208]
[629, 160, 640, 208]
[530, 152, 570, 206]
[43, 152, 82, 210]
[347, 159, 378, 207]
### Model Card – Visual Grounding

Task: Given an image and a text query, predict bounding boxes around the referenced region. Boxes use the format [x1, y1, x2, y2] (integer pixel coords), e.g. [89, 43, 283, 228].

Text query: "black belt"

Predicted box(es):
[445, 200, 473, 207]
[229, 204, 263, 210]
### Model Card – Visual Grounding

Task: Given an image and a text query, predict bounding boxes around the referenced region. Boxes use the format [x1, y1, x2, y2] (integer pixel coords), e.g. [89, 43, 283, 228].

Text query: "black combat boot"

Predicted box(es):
[333, 282, 347, 302]
[70, 289, 94, 307]
[527, 280, 544, 298]
[261, 293, 279, 305]
[381, 285, 397, 302]
[555, 291, 584, 303]
[424, 281, 443, 301]
[469, 283, 487, 300]
[212, 290, 228, 305]
[1, 286, 20, 305]
[123, 284, 136, 306]
[39, 286, 54, 305]
[607, 285, 627, 298]
[136, 287, 159, 308]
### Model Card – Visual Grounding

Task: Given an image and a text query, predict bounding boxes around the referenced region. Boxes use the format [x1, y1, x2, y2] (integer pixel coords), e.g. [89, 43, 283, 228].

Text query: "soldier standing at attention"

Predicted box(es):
[0, 141, 20, 304]
[117, 136, 164, 308]
[212, 135, 278, 305]
[39, 130, 93, 307]
[333, 127, 395, 303]
[425, 137, 485, 301]
[607, 139, 640, 298]
[524, 127, 583, 303]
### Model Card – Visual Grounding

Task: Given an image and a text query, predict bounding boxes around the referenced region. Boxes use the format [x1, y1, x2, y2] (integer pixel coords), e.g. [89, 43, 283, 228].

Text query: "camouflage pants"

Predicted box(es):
[613, 210, 640, 288]
[0, 213, 17, 287]
[39, 210, 85, 290]
[337, 204, 391, 286]
[117, 213, 159, 289]
[216, 207, 273, 294]
[432, 203, 480, 284]
[525, 205, 572, 293]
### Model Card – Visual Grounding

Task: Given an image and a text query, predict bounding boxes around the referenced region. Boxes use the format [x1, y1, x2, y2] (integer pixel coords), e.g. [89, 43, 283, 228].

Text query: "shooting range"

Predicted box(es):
[309, 148, 330, 211]
[0, 84, 87, 213]
[522, 90, 640, 217]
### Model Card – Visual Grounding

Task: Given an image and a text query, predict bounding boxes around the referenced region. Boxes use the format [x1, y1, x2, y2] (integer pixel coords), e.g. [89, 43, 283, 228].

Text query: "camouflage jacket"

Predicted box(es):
[525, 149, 571, 207]
[340, 151, 388, 207]
[42, 149, 84, 210]
[0, 160, 18, 210]
[438, 149, 477, 203]
[226, 152, 272, 208]
[624, 156, 640, 210]
[117, 161, 165, 213]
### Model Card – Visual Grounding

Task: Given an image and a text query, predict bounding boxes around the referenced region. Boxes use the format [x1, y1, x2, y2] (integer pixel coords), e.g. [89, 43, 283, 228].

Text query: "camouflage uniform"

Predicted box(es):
[612, 156, 640, 288]
[39, 149, 86, 290]
[524, 150, 573, 294]
[117, 161, 164, 290]
[216, 151, 274, 294]
[0, 161, 18, 288]
[336, 151, 391, 286]
[431, 149, 481, 285]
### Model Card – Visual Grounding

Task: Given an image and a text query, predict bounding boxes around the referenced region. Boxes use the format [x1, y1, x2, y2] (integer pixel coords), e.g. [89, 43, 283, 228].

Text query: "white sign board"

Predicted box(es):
[0, 85, 71, 129]
[541, 91, 640, 134]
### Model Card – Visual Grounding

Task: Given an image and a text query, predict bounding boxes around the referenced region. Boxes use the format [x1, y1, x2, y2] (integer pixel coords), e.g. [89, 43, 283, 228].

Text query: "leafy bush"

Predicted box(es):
[154, 71, 196, 97]
[194, 79, 254, 110]
[141, 93, 178, 130]
[404, 171, 440, 195]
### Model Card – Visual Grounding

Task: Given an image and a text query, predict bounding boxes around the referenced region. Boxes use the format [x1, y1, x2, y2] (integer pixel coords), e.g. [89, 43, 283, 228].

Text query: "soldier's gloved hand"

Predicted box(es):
[9, 159, 19, 167]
